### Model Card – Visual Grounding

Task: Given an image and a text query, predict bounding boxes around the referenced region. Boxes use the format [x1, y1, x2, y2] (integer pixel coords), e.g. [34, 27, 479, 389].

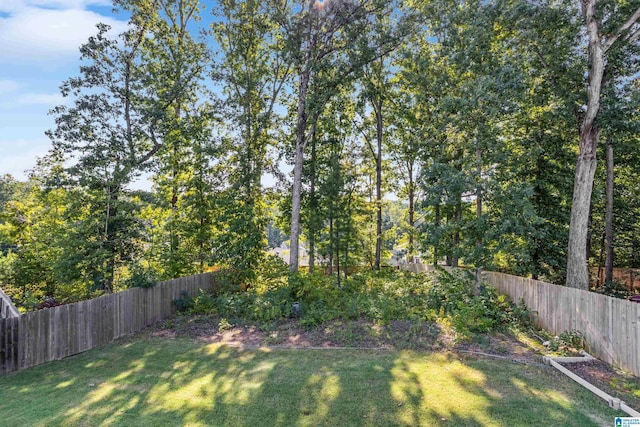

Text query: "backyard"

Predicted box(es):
[0, 334, 621, 426]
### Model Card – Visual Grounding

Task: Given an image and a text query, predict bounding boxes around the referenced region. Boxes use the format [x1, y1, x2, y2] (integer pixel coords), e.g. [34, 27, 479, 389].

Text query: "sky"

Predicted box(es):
[0, 0, 128, 181]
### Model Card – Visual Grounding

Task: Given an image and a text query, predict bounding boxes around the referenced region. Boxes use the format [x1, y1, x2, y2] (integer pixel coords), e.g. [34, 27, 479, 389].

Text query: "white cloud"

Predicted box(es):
[0, 7, 128, 65]
[17, 92, 67, 106]
[0, 138, 51, 180]
[0, 79, 23, 94]
[0, 0, 112, 14]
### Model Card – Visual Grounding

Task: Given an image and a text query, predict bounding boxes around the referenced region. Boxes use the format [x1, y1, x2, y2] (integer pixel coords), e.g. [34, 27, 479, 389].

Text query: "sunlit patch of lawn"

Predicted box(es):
[0, 336, 621, 426]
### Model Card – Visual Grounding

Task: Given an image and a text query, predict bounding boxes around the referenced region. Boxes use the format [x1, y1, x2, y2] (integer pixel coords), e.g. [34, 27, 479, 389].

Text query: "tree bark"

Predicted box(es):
[408, 161, 415, 258]
[452, 203, 461, 268]
[434, 202, 440, 266]
[308, 131, 317, 274]
[374, 96, 383, 270]
[476, 146, 482, 257]
[605, 137, 614, 284]
[566, 142, 598, 289]
[566, 0, 604, 290]
[328, 215, 334, 275]
[289, 65, 310, 272]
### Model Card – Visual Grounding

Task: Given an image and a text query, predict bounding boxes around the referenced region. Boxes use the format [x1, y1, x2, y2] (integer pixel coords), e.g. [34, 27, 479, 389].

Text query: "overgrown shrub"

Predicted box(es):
[432, 269, 534, 338]
[172, 289, 217, 315]
[126, 266, 157, 289]
[172, 291, 193, 313]
[197, 260, 533, 337]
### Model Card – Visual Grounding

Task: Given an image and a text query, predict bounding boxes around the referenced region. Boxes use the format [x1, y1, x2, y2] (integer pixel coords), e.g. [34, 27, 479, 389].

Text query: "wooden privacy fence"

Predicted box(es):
[0, 273, 216, 376]
[407, 263, 640, 377]
[484, 271, 640, 377]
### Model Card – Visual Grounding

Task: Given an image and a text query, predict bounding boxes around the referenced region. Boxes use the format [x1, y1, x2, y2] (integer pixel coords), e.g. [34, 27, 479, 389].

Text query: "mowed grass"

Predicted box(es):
[0, 336, 620, 426]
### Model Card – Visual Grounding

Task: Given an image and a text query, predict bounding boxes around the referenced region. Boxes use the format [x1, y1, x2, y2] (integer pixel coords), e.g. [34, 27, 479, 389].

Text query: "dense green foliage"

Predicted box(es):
[175, 266, 532, 339]
[0, 0, 639, 307]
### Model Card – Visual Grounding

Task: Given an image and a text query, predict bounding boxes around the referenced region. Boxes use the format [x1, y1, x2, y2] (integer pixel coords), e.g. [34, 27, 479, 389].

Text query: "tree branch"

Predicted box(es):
[603, 6, 640, 53]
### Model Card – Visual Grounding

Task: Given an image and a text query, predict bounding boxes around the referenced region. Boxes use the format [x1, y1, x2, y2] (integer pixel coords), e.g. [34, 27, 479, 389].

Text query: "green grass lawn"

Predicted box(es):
[0, 335, 621, 426]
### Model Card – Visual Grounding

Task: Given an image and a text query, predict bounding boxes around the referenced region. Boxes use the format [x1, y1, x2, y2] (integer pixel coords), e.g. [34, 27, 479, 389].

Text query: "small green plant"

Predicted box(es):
[188, 289, 216, 315]
[547, 330, 584, 355]
[218, 318, 233, 332]
[172, 291, 193, 313]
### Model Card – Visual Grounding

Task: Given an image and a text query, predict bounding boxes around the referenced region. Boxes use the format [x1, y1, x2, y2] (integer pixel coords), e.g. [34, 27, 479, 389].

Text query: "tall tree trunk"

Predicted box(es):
[434, 202, 440, 266]
[566, 0, 605, 290]
[408, 161, 415, 258]
[604, 137, 614, 284]
[476, 146, 482, 259]
[374, 97, 383, 271]
[308, 131, 317, 274]
[335, 216, 341, 286]
[566, 147, 598, 289]
[452, 203, 461, 268]
[475, 146, 483, 293]
[289, 63, 311, 272]
[328, 215, 334, 275]
[597, 231, 605, 286]
[532, 148, 543, 281]
[104, 187, 119, 294]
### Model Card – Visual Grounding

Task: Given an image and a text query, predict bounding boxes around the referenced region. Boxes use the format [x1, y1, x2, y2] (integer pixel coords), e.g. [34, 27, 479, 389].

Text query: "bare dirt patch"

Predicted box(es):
[454, 332, 546, 365]
[560, 359, 640, 410]
[155, 315, 448, 350]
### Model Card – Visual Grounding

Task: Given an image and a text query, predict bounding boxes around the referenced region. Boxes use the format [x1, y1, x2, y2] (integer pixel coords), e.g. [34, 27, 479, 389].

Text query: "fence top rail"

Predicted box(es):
[0, 287, 20, 318]
[480, 269, 638, 307]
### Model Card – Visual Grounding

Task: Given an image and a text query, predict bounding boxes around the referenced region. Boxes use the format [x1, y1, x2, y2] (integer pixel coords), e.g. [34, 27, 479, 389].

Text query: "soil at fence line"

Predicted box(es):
[560, 360, 640, 411]
[151, 315, 454, 350]
[149, 315, 547, 363]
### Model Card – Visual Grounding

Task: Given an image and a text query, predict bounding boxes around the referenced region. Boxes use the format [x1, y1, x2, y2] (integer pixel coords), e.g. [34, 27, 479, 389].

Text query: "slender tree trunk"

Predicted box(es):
[335, 217, 341, 286]
[532, 148, 543, 280]
[345, 193, 352, 279]
[475, 147, 483, 292]
[290, 65, 311, 272]
[445, 209, 452, 267]
[605, 137, 614, 284]
[104, 187, 119, 294]
[408, 164, 415, 258]
[586, 203, 593, 261]
[452, 203, 461, 268]
[597, 231, 605, 286]
[434, 202, 440, 266]
[374, 97, 383, 270]
[476, 147, 482, 257]
[308, 132, 317, 274]
[566, 0, 604, 290]
[328, 216, 334, 275]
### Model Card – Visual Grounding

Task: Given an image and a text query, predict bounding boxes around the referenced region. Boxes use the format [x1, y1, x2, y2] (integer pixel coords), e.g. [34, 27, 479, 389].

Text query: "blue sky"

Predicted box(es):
[0, 0, 128, 181]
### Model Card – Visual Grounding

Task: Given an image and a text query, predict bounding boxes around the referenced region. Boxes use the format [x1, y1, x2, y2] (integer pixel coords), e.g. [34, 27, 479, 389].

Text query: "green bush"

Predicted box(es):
[126, 265, 157, 289]
[172, 291, 193, 313]
[188, 289, 216, 315]
[202, 259, 533, 338]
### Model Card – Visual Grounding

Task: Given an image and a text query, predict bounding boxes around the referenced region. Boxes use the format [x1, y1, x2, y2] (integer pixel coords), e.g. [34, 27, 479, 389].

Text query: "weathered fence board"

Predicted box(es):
[406, 265, 640, 376]
[0, 317, 19, 375]
[482, 270, 640, 377]
[0, 288, 19, 319]
[0, 272, 216, 376]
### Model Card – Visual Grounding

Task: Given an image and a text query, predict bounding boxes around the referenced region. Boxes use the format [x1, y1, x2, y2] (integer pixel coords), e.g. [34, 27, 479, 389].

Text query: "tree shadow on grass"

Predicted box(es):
[0, 337, 624, 426]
